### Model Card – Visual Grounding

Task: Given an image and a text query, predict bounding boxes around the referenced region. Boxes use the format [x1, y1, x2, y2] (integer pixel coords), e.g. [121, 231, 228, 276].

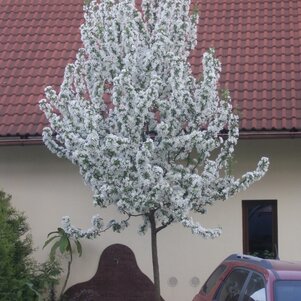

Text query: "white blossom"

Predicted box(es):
[40, 0, 269, 239]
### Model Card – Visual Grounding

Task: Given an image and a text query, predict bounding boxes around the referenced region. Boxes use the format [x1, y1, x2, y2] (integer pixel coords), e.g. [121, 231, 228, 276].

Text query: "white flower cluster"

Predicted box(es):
[61, 215, 129, 238]
[61, 215, 104, 239]
[40, 0, 269, 239]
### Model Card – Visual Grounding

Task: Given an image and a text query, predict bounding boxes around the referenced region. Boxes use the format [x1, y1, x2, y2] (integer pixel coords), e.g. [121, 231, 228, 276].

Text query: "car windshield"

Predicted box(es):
[274, 280, 301, 301]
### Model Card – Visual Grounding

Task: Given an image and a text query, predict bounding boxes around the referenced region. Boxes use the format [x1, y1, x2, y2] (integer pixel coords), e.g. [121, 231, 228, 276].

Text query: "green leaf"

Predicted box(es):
[75, 240, 82, 257]
[59, 236, 69, 254]
[57, 227, 66, 235]
[47, 230, 59, 238]
[50, 240, 61, 259]
[43, 235, 59, 249]
[26, 282, 41, 297]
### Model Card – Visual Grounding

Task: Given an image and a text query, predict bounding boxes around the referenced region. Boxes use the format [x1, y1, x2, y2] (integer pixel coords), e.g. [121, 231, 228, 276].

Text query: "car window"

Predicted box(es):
[244, 272, 266, 301]
[216, 269, 249, 301]
[275, 280, 301, 301]
[201, 264, 227, 294]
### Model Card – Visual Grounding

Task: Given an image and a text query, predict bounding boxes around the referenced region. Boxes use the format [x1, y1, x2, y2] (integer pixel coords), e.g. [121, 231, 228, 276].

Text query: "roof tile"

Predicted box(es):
[0, 0, 83, 136]
[193, 0, 301, 133]
[0, 0, 301, 137]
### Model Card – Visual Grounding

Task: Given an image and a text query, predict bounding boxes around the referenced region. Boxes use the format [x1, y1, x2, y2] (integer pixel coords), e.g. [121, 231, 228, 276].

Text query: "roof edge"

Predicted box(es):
[0, 137, 43, 146]
[0, 130, 300, 146]
[239, 131, 301, 139]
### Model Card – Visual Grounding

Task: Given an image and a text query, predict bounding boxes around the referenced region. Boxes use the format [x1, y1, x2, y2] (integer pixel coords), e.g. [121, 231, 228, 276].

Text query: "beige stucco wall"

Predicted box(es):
[0, 138, 300, 301]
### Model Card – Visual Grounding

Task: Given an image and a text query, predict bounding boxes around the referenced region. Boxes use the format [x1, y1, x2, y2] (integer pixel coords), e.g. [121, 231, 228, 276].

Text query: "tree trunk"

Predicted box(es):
[149, 210, 161, 301]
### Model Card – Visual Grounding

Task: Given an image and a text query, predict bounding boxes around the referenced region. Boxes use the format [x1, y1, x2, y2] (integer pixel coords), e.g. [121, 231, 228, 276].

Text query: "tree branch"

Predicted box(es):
[156, 217, 174, 234]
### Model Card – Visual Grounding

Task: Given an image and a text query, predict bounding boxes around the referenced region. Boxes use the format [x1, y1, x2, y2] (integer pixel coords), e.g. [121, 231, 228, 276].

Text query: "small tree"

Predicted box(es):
[0, 190, 61, 301]
[40, 0, 269, 300]
[43, 227, 82, 300]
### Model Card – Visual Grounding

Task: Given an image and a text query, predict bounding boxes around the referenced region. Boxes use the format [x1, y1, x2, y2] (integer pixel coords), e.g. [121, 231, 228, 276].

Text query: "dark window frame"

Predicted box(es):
[242, 200, 278, 258]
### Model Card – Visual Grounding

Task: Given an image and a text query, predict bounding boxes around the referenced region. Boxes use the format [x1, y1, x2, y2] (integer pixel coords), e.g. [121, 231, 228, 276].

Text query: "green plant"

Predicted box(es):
[0, 190, 61, 301]
[43, 227, 82, 300]
[251, 250, 275, 259]
[33, 259, 62, 301]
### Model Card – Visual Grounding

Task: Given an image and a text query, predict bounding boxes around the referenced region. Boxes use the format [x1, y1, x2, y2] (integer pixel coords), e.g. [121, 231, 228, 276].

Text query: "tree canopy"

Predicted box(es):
[40, 1, 269, 299]
[40, 0, 268, 239]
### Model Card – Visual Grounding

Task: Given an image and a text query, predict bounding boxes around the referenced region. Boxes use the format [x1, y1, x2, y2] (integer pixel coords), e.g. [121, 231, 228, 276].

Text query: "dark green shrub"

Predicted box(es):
[0, 190, 61, 301]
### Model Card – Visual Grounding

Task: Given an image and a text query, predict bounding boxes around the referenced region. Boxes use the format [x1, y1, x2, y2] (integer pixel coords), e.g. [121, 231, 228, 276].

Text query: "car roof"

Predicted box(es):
[225, 254, 301, 280]
[268, 259, 301, 280]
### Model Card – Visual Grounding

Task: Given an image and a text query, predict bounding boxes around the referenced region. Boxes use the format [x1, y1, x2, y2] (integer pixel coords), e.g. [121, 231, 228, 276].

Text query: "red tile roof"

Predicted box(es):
[0, 0, 300, 140]
[0, 1, 83, 138]
[192, 0, 301, 135]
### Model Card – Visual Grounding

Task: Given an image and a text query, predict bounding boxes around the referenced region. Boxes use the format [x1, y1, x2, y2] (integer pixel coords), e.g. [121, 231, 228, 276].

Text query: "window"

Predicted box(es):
[216, 269, 249, 301]
[242, 200, 278, 259]
[244, 272, 266, 301]
[275, 280, 301, 301]
[201, 264, 227, 294]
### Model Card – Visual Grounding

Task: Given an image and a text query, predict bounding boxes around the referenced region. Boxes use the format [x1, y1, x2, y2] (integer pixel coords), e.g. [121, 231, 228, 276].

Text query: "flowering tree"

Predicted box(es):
[40, 0, 269, 299]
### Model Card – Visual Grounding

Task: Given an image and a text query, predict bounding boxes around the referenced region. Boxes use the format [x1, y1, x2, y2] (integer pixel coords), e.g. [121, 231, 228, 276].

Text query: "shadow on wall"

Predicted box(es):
[64, 244, 165, 301]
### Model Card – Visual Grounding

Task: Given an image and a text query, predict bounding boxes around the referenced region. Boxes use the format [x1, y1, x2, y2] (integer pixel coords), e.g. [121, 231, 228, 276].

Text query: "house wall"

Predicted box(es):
[0, 138, 300, 301]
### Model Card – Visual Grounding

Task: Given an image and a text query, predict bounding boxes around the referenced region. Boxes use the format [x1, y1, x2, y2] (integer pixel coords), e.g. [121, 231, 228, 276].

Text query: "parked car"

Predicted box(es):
[192, 254, 301, 301]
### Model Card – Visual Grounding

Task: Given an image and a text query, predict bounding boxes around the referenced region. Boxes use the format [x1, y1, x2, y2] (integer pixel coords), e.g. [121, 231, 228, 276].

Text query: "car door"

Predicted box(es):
[242, 272, 267, 301]
[214, 268, 267, 301]
[214, 268, 250, 301]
